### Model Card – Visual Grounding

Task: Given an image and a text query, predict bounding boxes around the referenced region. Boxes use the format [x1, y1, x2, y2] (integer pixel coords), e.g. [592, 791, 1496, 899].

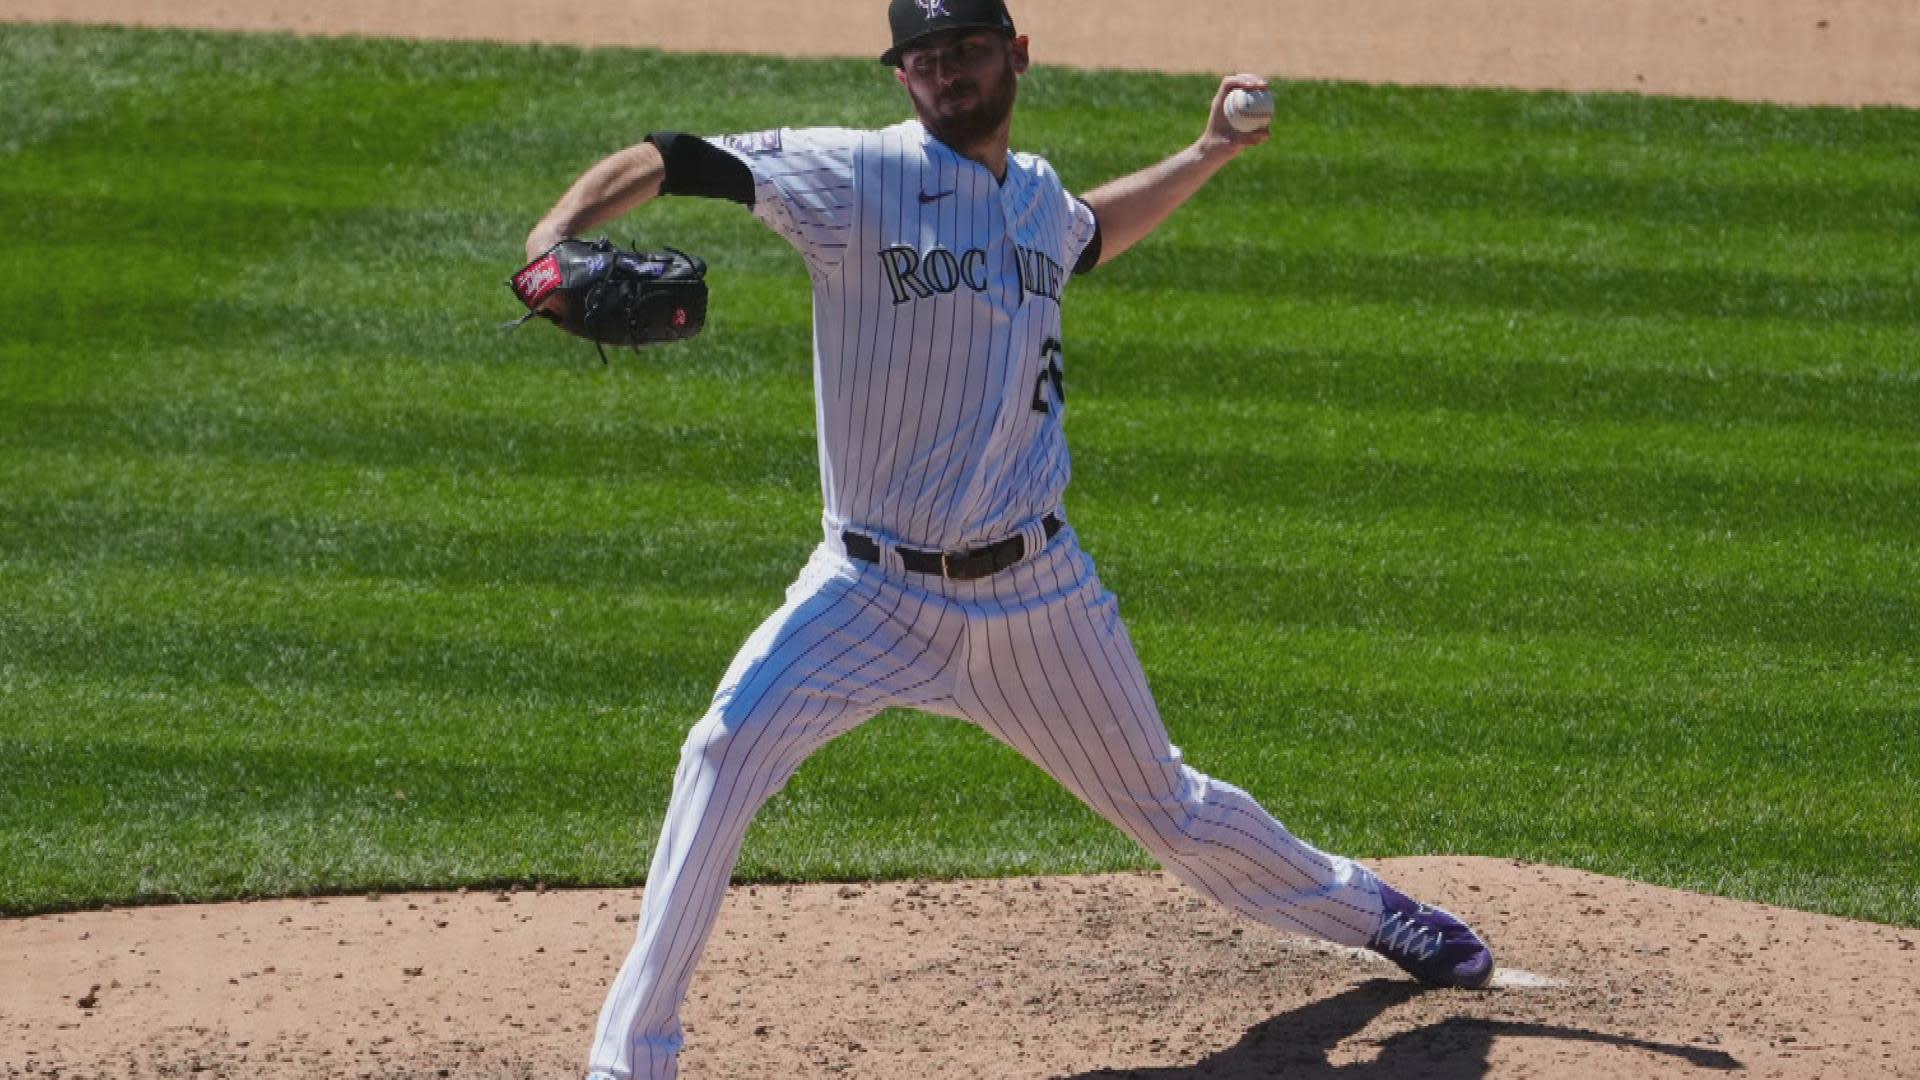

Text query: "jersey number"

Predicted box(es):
[1031, 338, 1065, 415]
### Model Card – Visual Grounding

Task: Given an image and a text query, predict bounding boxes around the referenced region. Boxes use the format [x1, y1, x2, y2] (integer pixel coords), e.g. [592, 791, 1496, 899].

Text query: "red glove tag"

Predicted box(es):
[511, 254, 565, 308]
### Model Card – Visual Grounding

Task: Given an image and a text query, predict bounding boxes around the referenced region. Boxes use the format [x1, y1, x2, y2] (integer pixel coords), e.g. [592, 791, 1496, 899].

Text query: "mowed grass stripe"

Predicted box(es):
[11, 384, 1911, 490]
[5, 493, 1916, 693]
[11, 303, 1912, 421]
[1084, 343, 1920, 435]
[7, 442, 1914, 619]
[1075, 296, 1919, 377]
[5, 704, 1135, 904]
[1090, 244, 1919, 327]
[7, 346, 1913, 490]
[1, 24, 1916, 921]
[5, 546, 1915, 693]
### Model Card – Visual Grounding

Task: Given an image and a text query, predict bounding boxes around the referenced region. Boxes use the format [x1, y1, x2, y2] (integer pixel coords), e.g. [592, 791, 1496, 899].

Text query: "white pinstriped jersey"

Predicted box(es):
[590, 119, 1396, 1080]
[715, 120, 1099, 552]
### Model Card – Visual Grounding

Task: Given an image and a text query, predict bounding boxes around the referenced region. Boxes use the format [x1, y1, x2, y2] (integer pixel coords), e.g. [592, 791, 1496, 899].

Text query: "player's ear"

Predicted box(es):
[894, 65, 910, 88]
[1009, 35, 1030, 75]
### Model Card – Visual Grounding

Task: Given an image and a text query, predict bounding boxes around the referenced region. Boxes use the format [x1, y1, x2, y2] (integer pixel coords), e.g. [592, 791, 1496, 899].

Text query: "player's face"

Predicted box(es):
[896, 30, 1028, 151]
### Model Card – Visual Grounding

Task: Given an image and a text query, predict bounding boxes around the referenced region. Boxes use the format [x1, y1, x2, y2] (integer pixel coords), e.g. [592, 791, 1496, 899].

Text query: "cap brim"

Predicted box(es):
[880, 23, 1013, 66]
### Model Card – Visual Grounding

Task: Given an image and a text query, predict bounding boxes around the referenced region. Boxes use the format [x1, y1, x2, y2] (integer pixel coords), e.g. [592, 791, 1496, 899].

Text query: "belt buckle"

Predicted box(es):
[942, 537, 1024, 581]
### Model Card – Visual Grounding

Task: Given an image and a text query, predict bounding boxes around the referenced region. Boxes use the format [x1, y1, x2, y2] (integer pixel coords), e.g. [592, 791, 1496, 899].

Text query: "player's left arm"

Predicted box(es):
[1078, 74, 1269, 268]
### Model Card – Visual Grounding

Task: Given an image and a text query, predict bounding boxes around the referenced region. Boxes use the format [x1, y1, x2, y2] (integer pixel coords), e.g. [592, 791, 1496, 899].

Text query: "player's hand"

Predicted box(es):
[1201, 74, 1272, 154]
[524, 227, 571, 317]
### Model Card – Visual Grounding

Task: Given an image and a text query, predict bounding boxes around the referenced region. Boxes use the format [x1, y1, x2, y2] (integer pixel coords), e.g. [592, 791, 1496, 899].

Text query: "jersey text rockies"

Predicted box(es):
[878, 242, 1065, 306]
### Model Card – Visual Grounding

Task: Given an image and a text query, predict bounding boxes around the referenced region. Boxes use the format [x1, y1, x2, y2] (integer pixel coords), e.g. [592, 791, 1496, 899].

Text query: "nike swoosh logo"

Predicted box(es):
[919, 190, 955, 204]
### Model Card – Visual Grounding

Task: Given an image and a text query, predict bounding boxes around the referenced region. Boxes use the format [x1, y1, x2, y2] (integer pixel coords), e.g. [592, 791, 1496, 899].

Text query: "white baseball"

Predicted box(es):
[1224, 86, 1275, 133]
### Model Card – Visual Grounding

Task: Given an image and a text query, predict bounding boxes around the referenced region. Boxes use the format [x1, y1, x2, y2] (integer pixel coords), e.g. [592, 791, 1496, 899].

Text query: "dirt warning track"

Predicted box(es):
[3, 0, 1917, 107]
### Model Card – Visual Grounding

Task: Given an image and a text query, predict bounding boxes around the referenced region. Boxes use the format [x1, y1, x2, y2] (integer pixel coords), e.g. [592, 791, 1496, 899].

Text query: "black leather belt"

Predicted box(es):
[842, 514, 1063, 581]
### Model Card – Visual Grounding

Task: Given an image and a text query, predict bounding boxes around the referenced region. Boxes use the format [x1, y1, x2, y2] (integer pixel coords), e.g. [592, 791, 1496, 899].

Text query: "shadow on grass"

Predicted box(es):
[1067, 979, 1741, 1079]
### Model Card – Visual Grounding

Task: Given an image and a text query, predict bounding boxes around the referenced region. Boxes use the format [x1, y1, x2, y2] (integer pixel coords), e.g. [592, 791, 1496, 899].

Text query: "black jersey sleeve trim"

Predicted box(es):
[1073, 210, 1103, 276]
[646, 132, 756, 206]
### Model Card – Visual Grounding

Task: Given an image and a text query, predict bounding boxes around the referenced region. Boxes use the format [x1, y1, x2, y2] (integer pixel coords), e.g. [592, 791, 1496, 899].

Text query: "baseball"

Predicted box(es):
[1224, 86, 1275, 133]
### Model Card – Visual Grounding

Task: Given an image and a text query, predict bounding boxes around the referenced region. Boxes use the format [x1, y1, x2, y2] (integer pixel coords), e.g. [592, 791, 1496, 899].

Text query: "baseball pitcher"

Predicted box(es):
[520, 4, 1496, 1077]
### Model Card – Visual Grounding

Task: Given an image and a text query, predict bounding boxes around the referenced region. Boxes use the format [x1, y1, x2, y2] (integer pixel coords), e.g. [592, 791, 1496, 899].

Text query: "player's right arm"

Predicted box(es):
[525, 135, 758, 260]
[526, 141, 668, 260]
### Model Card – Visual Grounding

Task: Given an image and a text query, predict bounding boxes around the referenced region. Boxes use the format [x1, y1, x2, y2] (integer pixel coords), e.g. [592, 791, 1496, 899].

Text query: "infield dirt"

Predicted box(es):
[9, 859, 1920, 1078]
[3, 2, 1918, 1078]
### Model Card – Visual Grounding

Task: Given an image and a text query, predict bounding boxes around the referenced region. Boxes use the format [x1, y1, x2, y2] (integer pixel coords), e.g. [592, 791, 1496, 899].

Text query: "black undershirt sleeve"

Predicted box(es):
[646, 132, 756, 206]
[1073, 207, 1103, 275]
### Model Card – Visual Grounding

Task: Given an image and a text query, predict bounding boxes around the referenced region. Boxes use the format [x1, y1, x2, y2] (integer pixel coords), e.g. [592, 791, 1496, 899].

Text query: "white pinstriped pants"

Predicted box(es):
[588, 526, 1384, 1080]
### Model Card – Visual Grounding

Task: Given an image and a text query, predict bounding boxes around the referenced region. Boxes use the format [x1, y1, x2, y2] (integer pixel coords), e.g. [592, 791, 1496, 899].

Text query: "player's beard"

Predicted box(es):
[912, 51, 1020, 153]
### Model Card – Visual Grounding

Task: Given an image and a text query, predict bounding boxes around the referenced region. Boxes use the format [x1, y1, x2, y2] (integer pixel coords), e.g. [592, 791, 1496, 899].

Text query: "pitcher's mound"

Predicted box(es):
[7, 857, 1917, 1079]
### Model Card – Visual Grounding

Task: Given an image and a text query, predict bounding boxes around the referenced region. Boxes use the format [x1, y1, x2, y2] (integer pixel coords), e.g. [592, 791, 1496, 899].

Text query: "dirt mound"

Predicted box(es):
[8, 858, 1918, 1078]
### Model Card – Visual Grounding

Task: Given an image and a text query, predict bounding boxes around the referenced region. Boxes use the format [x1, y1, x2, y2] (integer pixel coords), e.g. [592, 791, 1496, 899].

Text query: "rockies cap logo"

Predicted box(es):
[881, 0, 1013, 65]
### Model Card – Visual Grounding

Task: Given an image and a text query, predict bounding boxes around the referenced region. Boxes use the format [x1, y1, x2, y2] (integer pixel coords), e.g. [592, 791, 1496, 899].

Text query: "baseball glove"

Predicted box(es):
[506, 238, 708, 357]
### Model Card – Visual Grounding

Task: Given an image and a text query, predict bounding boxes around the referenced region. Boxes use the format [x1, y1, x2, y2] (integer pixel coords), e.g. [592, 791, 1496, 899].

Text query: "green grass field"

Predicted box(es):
[2, 23, 1915, 924]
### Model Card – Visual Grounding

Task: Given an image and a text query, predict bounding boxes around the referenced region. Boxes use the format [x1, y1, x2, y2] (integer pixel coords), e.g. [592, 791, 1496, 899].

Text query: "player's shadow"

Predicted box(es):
[1064, 979, 1742, 1079]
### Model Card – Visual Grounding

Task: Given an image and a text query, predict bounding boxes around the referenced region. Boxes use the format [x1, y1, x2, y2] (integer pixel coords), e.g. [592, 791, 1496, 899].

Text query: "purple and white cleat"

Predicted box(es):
[1368, 882, 1496, 989]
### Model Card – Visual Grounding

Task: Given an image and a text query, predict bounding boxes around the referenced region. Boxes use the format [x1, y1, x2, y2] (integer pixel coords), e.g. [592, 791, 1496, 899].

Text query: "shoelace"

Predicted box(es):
[1373, 909, 1444, 961]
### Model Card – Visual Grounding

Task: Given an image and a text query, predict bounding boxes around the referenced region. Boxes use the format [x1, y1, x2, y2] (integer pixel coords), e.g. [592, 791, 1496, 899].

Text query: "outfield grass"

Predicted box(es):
[1, 24, 1915, 924]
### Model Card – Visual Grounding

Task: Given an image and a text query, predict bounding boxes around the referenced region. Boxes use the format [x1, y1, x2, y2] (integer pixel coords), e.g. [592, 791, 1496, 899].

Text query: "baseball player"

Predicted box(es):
[526, 3, 1495, 1077]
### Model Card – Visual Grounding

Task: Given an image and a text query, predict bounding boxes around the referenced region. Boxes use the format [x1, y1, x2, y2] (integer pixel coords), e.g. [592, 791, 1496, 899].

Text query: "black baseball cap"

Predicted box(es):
[881, 0, 1018, 66]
